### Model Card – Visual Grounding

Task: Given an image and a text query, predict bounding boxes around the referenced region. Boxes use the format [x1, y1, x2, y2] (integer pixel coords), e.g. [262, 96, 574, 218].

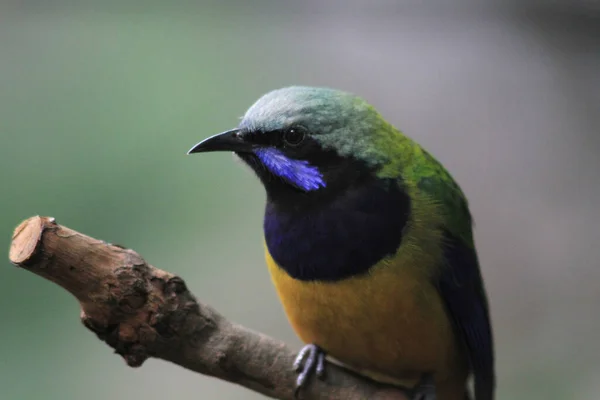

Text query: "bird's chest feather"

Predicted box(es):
[262, 182, 458, 381]
[263, 178, 410, 281]
[265, 249, 456, 384]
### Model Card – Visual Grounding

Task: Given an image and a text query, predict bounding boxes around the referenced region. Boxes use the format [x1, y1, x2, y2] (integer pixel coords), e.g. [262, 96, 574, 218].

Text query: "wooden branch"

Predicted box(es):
[8, 216, 408, 400]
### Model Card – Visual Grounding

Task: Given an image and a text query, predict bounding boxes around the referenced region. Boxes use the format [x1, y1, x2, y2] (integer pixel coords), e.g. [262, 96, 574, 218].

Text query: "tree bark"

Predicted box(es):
[8, 216, 408, 400]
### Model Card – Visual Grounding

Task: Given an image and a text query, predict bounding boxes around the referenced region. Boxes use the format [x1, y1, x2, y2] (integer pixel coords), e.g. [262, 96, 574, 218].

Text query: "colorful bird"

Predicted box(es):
[188, 87, 495, 400]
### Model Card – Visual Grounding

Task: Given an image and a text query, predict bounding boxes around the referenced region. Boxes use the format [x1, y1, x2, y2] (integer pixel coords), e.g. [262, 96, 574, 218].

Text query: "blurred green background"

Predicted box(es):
[1, 1, 598, 399]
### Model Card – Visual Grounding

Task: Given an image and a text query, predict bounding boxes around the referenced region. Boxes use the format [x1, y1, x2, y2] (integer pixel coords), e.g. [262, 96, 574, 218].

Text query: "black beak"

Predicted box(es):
[187, 128, 253, 154]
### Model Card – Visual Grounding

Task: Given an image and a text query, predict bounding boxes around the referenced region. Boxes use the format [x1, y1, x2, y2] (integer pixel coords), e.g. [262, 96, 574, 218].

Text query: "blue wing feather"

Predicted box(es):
[438, 231, 495, 400]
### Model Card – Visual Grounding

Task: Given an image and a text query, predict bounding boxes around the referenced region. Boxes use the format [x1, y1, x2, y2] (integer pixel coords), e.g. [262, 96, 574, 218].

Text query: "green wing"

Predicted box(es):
[416, 149, 496, 400]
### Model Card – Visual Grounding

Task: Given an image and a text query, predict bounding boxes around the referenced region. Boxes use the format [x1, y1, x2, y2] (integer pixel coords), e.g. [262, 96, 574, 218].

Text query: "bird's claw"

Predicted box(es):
[412, 374, 436, 400]
[293, 344, 326, 397]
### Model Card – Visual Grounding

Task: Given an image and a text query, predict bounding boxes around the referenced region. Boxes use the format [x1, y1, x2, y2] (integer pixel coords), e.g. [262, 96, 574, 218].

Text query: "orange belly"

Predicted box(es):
[265, 248, 468, 398]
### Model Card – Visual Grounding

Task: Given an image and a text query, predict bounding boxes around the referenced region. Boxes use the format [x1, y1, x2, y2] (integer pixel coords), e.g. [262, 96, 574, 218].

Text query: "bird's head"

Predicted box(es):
[188, 86, 398, 204]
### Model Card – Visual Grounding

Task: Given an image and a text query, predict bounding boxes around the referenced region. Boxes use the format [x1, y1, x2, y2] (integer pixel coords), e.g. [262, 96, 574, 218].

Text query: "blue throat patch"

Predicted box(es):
[254, 148, 326, 192]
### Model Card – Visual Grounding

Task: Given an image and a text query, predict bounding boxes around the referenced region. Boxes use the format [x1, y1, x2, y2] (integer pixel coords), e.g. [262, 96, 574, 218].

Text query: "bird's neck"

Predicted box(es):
[263, 177, 411, 282]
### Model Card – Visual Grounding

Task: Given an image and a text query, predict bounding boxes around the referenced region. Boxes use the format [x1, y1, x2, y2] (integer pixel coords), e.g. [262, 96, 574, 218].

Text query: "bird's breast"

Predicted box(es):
[263, 178, 410, 281]
[265, 248, 461, 386]
[261, 179, 464, 386]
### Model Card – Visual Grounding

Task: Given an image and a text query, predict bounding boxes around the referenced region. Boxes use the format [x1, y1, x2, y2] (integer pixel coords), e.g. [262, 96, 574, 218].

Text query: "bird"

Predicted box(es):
[187, 86, 495, 400]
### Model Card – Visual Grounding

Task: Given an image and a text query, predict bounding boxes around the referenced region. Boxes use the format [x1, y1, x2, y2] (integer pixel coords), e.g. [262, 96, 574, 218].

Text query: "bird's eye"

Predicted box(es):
[282, 128, 306, 147]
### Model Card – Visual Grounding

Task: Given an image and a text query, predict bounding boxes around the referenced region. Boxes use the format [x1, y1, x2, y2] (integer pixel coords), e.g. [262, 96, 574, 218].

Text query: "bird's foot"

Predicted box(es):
[293, 344, 326, 397]
[412, 374, 436, 400]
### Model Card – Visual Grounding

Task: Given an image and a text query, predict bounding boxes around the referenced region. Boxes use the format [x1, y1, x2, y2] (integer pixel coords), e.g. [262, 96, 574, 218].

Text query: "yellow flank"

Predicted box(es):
[263, 184, 469, 400]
